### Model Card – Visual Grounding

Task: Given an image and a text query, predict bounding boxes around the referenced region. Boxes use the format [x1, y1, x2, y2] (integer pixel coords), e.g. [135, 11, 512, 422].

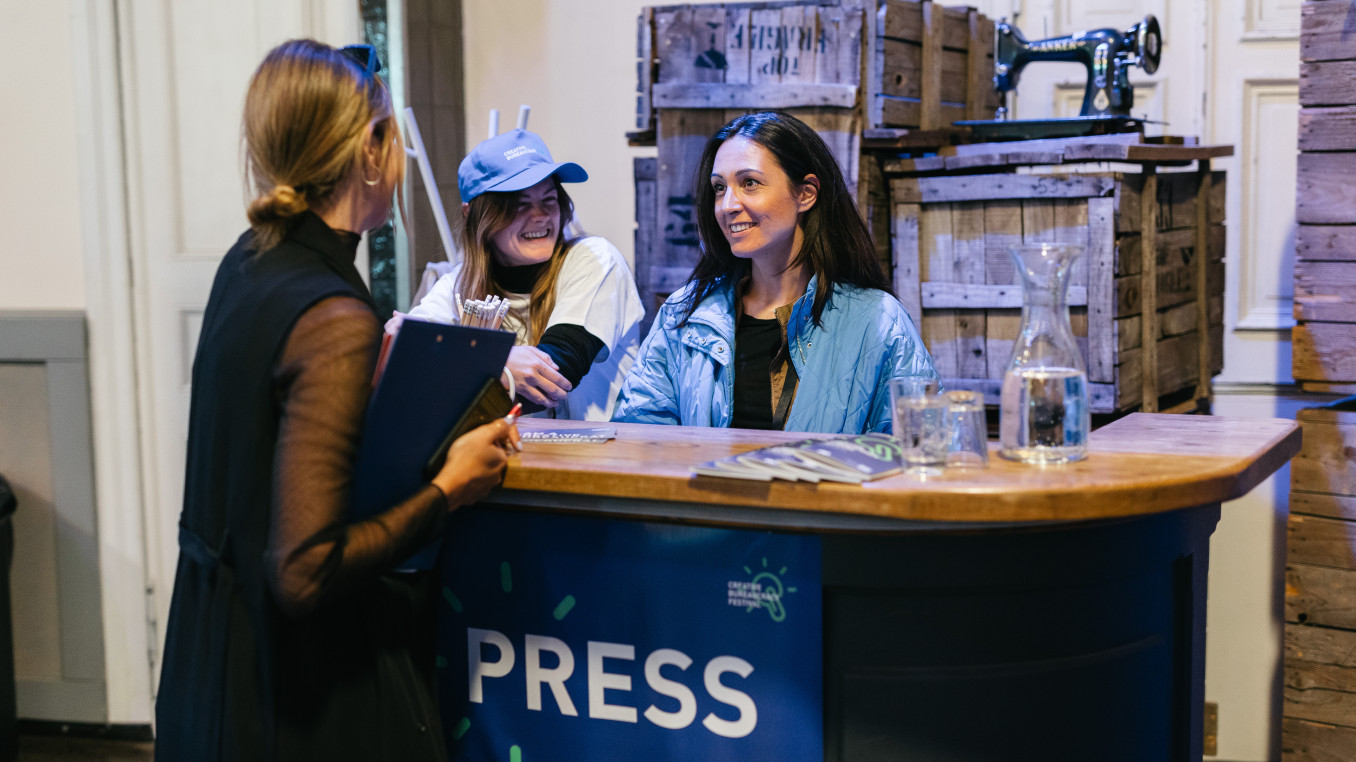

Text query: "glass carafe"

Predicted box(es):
[999, 243, 1090, 464]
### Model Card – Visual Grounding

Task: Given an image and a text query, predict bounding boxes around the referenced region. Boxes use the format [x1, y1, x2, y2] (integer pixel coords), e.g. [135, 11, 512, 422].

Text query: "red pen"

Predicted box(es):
[502, 402, 524, 453]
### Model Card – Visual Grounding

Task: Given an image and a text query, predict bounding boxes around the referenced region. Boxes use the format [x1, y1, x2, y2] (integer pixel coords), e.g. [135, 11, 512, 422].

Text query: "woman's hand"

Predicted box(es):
[431, 419, 519, 510]
[505, 345, 572, 408]
[384, 310, 406, 336]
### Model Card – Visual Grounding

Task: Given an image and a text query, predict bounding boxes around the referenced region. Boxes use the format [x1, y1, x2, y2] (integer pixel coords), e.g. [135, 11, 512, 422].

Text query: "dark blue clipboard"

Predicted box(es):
[350, 318, 515, 569]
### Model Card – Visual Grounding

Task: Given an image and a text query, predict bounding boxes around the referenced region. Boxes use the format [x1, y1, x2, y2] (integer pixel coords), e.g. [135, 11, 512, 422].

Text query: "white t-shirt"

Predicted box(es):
[408, 236, 645, 422]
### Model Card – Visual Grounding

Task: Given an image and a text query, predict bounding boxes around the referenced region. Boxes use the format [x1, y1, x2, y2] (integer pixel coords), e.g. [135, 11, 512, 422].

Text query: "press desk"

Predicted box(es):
[481, 413, 1300, 762]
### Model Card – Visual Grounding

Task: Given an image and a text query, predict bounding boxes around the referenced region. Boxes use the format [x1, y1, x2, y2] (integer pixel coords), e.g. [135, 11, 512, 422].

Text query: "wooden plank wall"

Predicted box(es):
[1285, 401, 1356, 761]
[889, 170, 1226, 414]
[1293, 0, 1356, 394]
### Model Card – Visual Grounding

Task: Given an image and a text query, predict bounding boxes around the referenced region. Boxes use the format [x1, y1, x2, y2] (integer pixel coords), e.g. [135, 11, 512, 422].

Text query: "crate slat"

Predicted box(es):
[1283, 716, 1356, 761]
[1291, 413, 1356, 495]
[638, 8, 656, 130]
[891, 174, 1116, 204]
[1295, 322, 1356, 383]
[1298, 225, 1356, 262]
[1299, 152, 1356, 224]
[982, 201, 1022, 286]
[1087, 197, 1117, 383]
[1302, 1, 1356, 63]
[1289, 563, 1356, 630]
[652, 81, 859, 108]
[724, 6, 751, 84]
[919, 203, 958, 375]
[1300, 106, 1356, 152]
[1289, 514, 1356, 570]
[1293, 491, 1356, 522]
[1300, 60, 1356, 107]
[1286, 658, 1356, 729]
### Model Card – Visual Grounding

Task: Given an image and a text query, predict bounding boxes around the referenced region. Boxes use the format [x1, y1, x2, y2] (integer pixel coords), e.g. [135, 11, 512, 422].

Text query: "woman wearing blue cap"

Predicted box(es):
[613, 111, 938, 434]
[404, 128, 645, 421]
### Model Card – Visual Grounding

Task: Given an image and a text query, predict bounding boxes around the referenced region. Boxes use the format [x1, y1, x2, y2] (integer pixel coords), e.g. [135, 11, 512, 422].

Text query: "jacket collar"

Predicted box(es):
[666, 274, 829, 336]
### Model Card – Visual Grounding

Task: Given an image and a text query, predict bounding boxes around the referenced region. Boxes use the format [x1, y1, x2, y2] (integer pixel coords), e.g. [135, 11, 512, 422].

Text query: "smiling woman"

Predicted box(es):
[613, 111, 939, 435]
[402, 127, 645, 422]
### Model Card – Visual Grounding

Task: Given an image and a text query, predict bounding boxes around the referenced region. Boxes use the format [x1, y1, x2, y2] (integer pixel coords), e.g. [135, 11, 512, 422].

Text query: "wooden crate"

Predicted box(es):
[864, 0, 1000, 128]
[888, 148, 1228, 415]
[1293, 0, 1356, 394]
[1284, 400, 1356, 761]
[636, 0, 997, 133]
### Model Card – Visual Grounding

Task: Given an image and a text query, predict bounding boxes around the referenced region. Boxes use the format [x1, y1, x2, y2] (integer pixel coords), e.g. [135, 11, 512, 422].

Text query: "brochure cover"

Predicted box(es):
[692, 433, 901, 483]
[521, 426, 617, 443]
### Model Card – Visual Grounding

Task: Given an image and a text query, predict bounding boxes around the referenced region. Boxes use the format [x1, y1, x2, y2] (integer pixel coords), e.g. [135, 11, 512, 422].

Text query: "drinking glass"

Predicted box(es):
[890, 378, 947, 477]
[945, 390, 989, 468]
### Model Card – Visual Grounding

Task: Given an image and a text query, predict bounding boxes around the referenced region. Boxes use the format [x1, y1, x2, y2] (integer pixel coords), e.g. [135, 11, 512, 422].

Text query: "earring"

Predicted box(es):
[363, 171, 381, 186]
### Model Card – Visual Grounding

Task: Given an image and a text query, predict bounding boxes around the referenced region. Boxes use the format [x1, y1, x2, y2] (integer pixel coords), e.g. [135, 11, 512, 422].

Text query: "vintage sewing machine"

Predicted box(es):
[959, 15, 1162, 140]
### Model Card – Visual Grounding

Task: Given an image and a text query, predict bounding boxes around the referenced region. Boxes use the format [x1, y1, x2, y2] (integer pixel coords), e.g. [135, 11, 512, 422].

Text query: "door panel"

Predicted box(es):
[117, 0, 361, 677]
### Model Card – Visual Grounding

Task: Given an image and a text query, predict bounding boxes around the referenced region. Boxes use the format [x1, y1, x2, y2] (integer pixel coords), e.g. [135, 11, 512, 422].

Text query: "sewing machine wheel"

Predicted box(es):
[1135, 15, 1162, 75]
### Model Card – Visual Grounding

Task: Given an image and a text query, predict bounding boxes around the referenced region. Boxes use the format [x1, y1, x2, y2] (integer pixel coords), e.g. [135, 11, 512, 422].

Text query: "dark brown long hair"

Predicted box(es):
[456, 178, 577, 343]
[681, 110, 889, 325]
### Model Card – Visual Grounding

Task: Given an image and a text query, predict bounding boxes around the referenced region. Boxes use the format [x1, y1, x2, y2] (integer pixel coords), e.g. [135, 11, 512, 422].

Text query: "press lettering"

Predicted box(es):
[467, 628, 515, 703]
[643, 648, 697, 730]
[525, 634, 577, 715]
[587, 641, 637, 723]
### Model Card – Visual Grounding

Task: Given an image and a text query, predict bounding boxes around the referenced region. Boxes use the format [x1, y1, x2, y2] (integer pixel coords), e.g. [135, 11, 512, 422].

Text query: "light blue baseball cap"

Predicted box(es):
[457, 129, 588, 202]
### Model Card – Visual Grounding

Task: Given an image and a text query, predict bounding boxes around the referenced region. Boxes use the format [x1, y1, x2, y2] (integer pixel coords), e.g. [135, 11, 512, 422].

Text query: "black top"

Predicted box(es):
[155, 212, 448, 762]
[731, 315, 783, 430]
[490, 259, 548, 293]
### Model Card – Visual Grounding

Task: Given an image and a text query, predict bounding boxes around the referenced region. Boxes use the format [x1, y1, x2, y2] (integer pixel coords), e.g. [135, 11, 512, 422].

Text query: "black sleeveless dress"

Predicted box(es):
[155, 213, 448, 761]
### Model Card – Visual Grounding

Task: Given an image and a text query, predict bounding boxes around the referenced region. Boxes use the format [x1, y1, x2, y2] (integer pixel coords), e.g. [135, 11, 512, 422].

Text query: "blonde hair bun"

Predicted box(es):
[247, 184, 309, 233]
[242, 39, 398, 251]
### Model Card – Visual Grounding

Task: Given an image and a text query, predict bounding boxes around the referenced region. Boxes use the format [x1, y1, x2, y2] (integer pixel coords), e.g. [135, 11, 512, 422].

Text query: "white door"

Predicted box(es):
[117, 0, 362, 675]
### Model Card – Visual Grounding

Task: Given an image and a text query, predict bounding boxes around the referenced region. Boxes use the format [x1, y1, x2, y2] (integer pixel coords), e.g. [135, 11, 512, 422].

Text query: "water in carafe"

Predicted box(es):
[999, 243, 1090, 464]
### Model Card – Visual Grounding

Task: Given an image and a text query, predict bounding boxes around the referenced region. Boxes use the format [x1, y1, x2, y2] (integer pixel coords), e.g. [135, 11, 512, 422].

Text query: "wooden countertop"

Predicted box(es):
[495, 414, 1299, 527]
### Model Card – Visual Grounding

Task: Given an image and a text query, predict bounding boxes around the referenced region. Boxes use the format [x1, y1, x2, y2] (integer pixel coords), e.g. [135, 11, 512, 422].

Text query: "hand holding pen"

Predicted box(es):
[502, 402, 524, 453]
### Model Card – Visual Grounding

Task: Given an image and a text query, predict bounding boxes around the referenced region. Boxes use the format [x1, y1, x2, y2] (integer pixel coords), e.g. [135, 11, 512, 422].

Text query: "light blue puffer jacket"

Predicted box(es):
[612, 275, 938, 434]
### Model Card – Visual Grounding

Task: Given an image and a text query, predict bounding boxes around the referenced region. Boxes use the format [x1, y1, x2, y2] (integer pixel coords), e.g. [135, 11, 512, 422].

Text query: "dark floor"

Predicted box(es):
[17, 735, 153, 762]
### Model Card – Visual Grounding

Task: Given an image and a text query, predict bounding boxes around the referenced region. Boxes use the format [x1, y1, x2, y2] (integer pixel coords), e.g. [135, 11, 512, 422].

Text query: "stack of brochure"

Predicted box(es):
[521, 426, 617, 443]
[692, 433, 902, 483]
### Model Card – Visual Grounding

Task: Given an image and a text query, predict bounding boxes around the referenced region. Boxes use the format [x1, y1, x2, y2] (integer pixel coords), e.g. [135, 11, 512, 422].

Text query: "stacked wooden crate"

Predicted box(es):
[860, 0, 999, 129]
[632, 0, 995, 316]
[1292, 1, 1356, 393]
[1283, 3, 1356, 758]
[888, 136, 1230, 414]
[1284, 401, 1356, 759]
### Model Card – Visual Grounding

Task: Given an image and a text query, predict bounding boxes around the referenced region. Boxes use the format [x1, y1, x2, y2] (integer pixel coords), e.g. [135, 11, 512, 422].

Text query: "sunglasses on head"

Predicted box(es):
[340, 44, 382, 74]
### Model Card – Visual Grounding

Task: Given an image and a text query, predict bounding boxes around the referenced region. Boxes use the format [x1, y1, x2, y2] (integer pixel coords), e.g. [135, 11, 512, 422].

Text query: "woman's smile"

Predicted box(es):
[492, 178, 561, 266]
[709, 137, 813, 265]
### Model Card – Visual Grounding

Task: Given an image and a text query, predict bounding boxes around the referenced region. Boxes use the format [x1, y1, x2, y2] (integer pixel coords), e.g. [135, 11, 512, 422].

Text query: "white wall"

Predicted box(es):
[1, 0, 156, 725]
[0, 0, 87, 308]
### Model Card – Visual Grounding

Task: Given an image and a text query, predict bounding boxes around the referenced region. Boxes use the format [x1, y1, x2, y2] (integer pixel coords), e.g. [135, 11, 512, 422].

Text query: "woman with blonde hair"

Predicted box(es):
[401, 127, 644, 421]
[154, 39, 514, 761]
